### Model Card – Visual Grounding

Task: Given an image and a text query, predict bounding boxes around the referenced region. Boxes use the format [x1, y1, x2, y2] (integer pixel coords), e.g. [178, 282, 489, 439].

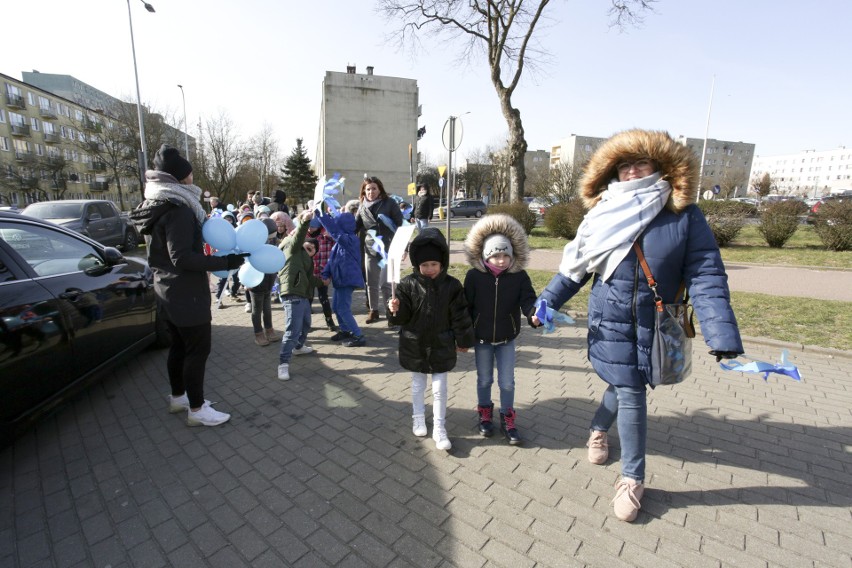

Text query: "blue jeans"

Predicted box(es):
[279, 295, 311, 364]
[474, 340, 516, 411]
[332, 286, 361, 337]
[415, 218, 429, 230]
[590, 384, 648, 483]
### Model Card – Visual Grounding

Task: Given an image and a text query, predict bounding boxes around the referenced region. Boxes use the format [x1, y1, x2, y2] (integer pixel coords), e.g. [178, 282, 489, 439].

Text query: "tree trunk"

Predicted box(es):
[498, 92, 527, 203]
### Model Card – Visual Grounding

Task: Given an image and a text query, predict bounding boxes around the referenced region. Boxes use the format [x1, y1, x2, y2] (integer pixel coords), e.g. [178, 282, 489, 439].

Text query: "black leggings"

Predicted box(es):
[166, 321, 212, 409]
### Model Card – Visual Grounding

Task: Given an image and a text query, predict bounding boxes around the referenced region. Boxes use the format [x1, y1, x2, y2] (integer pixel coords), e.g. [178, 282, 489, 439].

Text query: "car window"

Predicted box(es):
[0, 224, 106, 277]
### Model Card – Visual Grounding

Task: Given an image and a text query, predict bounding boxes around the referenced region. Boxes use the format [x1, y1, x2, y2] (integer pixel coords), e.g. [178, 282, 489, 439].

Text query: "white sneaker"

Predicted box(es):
[277, 363, 290, 381]
[412, 414, 427, 437]
[168, 394, 210, 414]
[244, 303, 252, 313]
[186, 401, 230, 426]
[433, 426, 452, 451]
[292, 345, 314, 355]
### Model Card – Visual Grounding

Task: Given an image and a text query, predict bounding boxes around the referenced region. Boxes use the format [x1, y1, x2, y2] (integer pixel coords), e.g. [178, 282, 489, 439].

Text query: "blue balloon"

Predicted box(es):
[210, 249, 233, 279]
[202, 217, 236, 251]
[235, 219, 268, 253]
[238, 262, 264, 288]
[248, 244, 286, 274]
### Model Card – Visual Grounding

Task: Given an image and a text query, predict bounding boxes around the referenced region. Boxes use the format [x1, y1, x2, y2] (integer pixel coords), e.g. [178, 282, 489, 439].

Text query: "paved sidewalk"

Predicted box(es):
[1, 292, 851, 568]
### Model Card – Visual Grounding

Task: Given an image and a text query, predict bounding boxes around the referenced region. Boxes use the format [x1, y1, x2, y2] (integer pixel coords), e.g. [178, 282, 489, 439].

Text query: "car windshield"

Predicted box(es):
[24, 202, 84, 220]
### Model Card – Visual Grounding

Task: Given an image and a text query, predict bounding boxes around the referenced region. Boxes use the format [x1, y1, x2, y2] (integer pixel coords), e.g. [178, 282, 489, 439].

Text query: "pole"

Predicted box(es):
[127, 0, 154, 188]
[697, 75, 715, 201]
[177, 84, 189, 157]
[445, 116, 454, 241]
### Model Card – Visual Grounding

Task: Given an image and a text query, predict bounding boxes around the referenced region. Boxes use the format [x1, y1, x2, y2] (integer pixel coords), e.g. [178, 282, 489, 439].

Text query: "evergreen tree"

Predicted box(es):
[279, 138, 318, 208]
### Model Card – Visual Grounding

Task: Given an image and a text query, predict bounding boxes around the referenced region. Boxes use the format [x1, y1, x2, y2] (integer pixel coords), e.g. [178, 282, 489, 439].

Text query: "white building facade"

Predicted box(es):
[750, 147, 852, 197]
[315, 66, 419, 200]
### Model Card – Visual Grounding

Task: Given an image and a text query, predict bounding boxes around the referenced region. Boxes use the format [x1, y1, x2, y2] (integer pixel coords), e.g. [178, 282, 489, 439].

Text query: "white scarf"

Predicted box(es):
[144, 178, 207, 226]
[559, 172, 670, 283]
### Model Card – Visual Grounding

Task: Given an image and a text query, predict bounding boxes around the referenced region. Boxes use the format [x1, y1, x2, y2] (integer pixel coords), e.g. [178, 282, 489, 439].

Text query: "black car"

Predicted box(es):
[0, 211, 168, 445]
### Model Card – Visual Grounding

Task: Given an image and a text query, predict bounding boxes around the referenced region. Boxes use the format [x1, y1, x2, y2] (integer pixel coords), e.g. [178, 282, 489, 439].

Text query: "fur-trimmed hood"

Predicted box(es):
[463, 213, 530, 273]
[581, 130, 698, 213]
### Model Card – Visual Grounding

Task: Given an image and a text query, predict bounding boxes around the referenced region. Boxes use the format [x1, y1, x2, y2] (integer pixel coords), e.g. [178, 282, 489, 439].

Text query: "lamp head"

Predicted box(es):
[143, 2, 155, 12]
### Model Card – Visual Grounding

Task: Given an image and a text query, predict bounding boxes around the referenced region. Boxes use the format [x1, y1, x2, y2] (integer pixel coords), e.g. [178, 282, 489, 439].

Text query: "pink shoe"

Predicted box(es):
[587, 430, 608, 464]
[612, 478, 644, 522]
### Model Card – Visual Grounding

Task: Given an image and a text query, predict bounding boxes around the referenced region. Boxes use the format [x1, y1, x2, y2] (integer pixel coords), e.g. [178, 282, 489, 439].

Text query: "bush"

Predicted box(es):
[757, 201, 800, 248]
[812, 200, 852, 251]
[543, 201, 586, 240]
[697, 200, 747, 247]
[487, 202, 537, 234]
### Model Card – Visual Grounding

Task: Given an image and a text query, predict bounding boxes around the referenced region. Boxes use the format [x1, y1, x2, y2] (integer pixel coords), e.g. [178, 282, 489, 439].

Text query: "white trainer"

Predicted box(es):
[277, 363, 290, 381]
[292, 345, 314, 355]
[244, 303, 252, 313]
[169, 394, 210, 414]
[432, 425, 452, 451]
[412, 414, 427, 437]
[186, 401, 230, 427]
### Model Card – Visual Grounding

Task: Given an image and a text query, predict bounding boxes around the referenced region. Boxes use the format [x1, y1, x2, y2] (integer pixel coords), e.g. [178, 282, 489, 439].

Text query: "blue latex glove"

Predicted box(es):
[535, 299, 575, 334]
[718, 349, 802, 381]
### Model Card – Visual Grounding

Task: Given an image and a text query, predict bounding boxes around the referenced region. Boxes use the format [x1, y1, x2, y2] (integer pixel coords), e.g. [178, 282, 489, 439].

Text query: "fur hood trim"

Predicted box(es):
[581, 129, 698, 213]
[464, 213, 530, 273]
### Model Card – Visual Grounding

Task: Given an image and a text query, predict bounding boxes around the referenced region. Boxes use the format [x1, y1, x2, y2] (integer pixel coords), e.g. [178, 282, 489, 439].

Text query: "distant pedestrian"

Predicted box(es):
[413, 183, 434, 230]
[464, 214, 540, 445]
[388, 228, 474, 451]
[131, 144, 244, 426]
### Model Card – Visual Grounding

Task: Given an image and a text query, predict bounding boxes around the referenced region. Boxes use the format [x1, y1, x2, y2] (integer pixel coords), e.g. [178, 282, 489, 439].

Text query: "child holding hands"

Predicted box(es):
[464, 214, 540, 445]
[388, 228, 474, 451]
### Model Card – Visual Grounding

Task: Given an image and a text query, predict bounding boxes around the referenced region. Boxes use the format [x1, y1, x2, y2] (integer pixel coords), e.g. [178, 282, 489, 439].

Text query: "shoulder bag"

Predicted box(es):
[633, 242, 696, 386]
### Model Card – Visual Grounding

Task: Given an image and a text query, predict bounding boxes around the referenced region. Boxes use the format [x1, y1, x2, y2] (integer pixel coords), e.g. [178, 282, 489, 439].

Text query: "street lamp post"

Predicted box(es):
[127, 0, 155, 187]
[177, 84, 189, 157]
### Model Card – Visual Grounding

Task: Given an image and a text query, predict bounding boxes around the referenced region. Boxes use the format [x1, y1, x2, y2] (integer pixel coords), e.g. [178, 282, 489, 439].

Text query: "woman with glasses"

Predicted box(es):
[536, 130, 743, 522]
[355, 177, 404, 325]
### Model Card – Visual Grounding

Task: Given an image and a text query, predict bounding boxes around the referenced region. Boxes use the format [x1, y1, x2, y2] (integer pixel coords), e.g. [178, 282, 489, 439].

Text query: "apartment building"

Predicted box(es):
[549, 134, 606, 170]
[750, 147, 852, 197]
[315, 65, 419, 199]
[676, 136, 755, 198]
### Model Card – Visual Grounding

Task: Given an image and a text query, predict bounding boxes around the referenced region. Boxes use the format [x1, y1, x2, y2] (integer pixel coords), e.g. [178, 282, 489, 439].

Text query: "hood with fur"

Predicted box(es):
[581, 129, 698, 213]
[463, 213, 530, 273]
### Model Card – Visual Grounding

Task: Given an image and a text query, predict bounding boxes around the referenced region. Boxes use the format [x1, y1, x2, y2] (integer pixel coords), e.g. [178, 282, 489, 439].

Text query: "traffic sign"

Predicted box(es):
[442, 117, 464, 152]
[703, 190, 714, 200]
[712, 185, 721, 194]
[437, 165, 446, 178]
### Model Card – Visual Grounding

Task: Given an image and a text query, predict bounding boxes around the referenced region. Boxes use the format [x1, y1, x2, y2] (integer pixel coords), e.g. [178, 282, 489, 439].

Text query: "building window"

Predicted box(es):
[30, 117, 40, 131]
[0, 109, 5, 123]
[35, 144, 44, 156]
[27, 92, 35, 106]
[8, 112, 25, 126]
[0, 137, 9, 151]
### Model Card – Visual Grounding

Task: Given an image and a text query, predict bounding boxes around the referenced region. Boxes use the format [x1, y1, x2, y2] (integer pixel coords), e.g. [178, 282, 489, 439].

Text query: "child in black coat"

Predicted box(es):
[388, 228, 474, 451]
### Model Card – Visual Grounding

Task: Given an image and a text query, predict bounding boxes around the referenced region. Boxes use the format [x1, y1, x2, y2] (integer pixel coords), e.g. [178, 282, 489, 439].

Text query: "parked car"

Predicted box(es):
[528, 198, 548, 217]
[728, 197, 759, 207]
[446, 199, 488, 218]
[0, 211, 168, 445]
[811, 193, 851, 214]
[22, 199, 140, 251]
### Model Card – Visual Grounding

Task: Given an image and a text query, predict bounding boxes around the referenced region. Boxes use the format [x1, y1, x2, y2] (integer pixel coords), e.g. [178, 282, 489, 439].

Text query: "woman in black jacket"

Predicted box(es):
[412, 183, 434, 229]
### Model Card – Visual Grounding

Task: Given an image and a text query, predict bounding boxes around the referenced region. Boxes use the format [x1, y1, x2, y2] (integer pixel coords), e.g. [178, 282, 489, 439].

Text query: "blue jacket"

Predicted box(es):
[318, 212, 365, 289]
[539, 205, 743, 388]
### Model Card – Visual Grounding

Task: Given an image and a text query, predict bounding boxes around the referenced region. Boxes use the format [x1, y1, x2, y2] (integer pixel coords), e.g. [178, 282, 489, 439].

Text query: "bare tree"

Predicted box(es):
[718, 170, 747, 199]
[247, 124, 280, 198]
[526, 160, 580, 204]
[199, 111, 245, 205]
[378, 0, 653, 202]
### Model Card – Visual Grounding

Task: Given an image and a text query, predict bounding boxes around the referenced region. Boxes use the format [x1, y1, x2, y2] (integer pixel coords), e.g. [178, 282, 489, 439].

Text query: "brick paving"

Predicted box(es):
[1, 288, 850, 567]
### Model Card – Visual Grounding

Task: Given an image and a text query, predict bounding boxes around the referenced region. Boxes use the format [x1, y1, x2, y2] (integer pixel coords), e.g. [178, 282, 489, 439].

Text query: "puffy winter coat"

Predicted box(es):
[277, 219, 322, 299]
[538, 130, 743, 388]
[389, 228, 475, 373]
[463, 214, 538, 344]
[355, 196, 403, 257]
[413, 192, 434, 220]
[318, 212, 365, 289]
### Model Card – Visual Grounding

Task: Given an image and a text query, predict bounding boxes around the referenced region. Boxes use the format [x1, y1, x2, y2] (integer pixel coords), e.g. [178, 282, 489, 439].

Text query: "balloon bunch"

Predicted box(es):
[202, 217, 286, 288]
[366, 229, 388, 269]
[718, 349, 803, 381]
[322, 172, 345, 216]
[534, 299, 576, 334]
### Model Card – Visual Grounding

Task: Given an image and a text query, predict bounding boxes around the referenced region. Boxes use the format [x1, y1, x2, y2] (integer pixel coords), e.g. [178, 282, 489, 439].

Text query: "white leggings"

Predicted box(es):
[411, 372, 448, 422]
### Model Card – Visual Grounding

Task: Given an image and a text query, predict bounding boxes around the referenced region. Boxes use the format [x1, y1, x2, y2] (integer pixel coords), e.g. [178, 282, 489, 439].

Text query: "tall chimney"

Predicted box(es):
[346, 64, 356, 74]
[366, 66, 374, 75]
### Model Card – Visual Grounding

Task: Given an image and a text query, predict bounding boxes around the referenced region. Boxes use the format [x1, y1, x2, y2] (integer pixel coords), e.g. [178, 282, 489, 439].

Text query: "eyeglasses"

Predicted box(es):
[616, 158, 654, 173]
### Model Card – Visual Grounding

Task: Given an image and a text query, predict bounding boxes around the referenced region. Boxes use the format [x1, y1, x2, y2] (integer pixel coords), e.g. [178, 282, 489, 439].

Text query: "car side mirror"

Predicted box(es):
[103, 247, 124, 266]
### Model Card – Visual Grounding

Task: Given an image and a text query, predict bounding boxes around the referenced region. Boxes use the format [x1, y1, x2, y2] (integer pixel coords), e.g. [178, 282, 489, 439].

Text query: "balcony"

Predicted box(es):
[5, 93, 25, 108]
[46, 156, 65, 167]
[14, 151, 35, 163]
[20, 177, 39, 189]
[86, 161, 106, 172]
[82, 117, 101, 132]
[87, 141, 105, 153]
[38, 105, 58, 119]
[43, 132, 60, 144]
[88, 181, 109, 191]
[10, 124, 31, 137]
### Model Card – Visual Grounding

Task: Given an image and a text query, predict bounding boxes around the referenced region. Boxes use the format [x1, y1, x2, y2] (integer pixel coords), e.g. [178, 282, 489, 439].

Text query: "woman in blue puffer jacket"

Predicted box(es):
[537, 129, 743, 522]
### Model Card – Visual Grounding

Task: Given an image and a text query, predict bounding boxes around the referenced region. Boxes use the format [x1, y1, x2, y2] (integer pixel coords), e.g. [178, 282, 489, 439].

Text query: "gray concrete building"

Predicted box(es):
[676, 136, 755, 198]
[549, 134, 606, 170]
[315, 66, 419, 200]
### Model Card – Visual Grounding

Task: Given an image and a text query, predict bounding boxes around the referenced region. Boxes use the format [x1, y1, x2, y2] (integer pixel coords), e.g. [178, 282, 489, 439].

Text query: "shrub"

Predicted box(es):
[543, 201, 586, 240]
[812, 200, 852, 251]
[487, 202, 537, 234]
[697, 200, 747, 247]
[757, 201, 800, 248]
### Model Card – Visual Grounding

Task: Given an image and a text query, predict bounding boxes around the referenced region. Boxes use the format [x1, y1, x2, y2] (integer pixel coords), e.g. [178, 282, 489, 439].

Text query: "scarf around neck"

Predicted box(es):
[144, 176, 207, 226]
[559, 172, 670, 283]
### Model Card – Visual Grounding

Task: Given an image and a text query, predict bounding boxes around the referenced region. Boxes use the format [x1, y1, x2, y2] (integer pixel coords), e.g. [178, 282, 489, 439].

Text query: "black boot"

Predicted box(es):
[477, 403, 495, 437]
[325, 316, 337, 332]
[500, 408, 522, 445]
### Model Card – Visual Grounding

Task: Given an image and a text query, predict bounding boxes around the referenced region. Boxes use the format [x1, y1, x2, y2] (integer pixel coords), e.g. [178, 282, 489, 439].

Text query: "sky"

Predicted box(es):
[4, 0, 850, 170]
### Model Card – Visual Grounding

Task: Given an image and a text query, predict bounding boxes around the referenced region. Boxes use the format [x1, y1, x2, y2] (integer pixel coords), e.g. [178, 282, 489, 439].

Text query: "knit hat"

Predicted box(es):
[262, 218, 277, 237]
[414, 243, 443, 266]
[153, 144, 192, 181]
[237, 211, 254, 223]
[482, 234, 513, 262]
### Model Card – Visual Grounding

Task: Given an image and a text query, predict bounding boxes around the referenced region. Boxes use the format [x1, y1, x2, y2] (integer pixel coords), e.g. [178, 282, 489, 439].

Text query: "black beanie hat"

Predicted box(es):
[413, 242, 443, 266]
[153, 144, 192, 181]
